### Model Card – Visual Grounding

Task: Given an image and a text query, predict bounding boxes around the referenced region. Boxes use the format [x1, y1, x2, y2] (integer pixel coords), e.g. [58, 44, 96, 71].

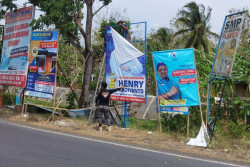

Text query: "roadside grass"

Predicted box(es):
[127, 117, 157, 131]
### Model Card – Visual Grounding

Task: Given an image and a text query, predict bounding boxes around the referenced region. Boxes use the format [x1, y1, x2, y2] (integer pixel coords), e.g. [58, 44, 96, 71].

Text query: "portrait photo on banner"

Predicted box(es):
[152, 48, 200, 111]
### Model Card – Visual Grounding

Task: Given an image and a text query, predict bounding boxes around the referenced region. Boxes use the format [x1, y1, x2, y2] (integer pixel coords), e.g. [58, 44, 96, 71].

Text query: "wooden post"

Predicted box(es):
[0, 86, 3, 109]
[25, 103, 28, 115]
[52, 99, 56, 121]
[157, 111, 162, 132]
[187, 114, 190, 138]
[205, 83, 209, 128]
[152, 55, 162, 132]
[22, 96, 26, 114]
[193, 51, 205, 133]
[60, 109, 62, 120]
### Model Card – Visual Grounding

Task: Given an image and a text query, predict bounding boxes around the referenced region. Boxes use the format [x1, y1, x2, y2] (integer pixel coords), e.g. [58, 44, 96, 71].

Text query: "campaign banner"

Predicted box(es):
[153, 48, 199, 111]
[25, 30, 58, 99]
[106, 26, 146, 103]
[160, 106, 189, 115]
[0, 6, 34, 87]
[212, 12, 245, 77]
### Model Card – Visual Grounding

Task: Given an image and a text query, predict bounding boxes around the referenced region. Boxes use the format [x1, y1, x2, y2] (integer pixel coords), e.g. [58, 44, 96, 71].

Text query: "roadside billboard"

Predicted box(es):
[25, 30, 58, 99]
[153, 48, 199, 112]
[105, 26, 146, 103]
[212, 12, 246, 77]
[0, 6, 34, 87]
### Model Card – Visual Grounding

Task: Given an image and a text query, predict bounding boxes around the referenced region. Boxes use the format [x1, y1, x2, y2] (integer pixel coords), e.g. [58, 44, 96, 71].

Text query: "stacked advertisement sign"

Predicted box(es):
[0, 6, 34, 87]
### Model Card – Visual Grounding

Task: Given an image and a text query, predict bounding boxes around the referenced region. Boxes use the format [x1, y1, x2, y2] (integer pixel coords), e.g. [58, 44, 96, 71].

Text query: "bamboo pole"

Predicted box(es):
[25, 103, 28, 115]
[25, 102, 68, 110]
[152, 54, 162, 132]
[47, 50, 90, 121]
[22, 96, 26, 114]
[187, 114, 190, 138]
[193, 51, 206, 134]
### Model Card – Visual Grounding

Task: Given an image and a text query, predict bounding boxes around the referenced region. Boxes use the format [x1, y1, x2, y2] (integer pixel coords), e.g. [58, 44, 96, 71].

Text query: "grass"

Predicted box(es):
[122, 116, 157, 131]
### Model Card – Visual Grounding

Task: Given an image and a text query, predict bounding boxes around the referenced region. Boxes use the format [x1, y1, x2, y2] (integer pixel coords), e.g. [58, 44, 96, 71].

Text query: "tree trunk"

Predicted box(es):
[79, 51, 93, 108]
[78, 0, 94, 108]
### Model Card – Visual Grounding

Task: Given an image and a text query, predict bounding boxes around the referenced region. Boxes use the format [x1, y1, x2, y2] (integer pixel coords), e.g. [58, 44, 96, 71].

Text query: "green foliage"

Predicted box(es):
[57, 42, 83, 87]
[173, 1, 219, 53]
[66, 92, 79, 109]
[2, 92, 15, 105]
[216, 120, 249, 139]
[161, 107, 204, 135]
[89, 80, 97, 91]
[231, 47, 250, 84]
[0, 0, 17, 20]
[129, 117, 157, 131]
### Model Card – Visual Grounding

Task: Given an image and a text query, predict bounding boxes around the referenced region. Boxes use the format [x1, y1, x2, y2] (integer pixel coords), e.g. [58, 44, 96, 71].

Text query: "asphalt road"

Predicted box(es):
[0, 120, 248, 167]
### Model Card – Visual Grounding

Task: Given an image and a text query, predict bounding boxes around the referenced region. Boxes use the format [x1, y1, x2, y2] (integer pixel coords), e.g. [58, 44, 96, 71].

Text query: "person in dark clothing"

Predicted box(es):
[95, 82, 124, 131]
[118, 20, 131, 41]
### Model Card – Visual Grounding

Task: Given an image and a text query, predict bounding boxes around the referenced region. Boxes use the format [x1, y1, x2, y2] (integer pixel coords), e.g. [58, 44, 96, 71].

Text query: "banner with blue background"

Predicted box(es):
[153, 48, 199, 112]
[25, 30, 58, 99]
[106, 26, 146, 103]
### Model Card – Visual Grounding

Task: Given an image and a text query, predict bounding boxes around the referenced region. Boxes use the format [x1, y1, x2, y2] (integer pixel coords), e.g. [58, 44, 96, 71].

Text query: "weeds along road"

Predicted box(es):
[0, 120, 248, 167]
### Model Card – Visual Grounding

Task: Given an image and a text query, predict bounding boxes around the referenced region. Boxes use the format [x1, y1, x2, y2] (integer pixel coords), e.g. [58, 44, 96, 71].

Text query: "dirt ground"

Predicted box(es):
[0, 107, 249, 164]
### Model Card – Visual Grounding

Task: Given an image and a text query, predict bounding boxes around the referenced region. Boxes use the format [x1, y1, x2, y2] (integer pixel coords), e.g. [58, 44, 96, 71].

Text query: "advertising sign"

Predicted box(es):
[160, 106, 189, 115]
[106, 26, 146, 103]
[25, 31, 58, 99]
[153, 48, 199, 111]
[212, 12, 245, 77]
[0, 6, 34, 87]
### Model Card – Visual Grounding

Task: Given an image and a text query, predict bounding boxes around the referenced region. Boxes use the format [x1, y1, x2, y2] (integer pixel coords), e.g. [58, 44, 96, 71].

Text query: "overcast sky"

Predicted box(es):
[1, 0, 249, 34]
[108, 0, 250, 34]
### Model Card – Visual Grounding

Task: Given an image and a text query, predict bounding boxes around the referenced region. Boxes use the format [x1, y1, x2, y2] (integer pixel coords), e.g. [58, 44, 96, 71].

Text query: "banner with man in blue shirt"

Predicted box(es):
[153, 48, 199, 113]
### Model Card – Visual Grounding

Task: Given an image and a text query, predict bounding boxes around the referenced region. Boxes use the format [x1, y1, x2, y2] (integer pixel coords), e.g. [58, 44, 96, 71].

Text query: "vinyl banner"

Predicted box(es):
[25, 31, 58, 99]
[0, 6, 34, 87]
[106, 26, 146, 103]
[160, 106, 189, 115]
[212, 12, 245, 77]
[153, 48, 199, 111]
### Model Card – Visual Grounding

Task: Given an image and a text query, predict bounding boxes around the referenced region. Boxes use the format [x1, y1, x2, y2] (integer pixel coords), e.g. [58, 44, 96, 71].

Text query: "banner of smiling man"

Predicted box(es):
[152, 48, 199, 114]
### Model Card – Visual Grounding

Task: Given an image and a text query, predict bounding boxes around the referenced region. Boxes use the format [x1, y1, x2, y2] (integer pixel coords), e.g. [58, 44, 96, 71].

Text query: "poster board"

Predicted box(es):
[24, 30, 59, 99]
[212, 12, 245, 77]
[153, 48, 199, 112]
[106, 26, 146, 103]
[0, 6, 34, 87]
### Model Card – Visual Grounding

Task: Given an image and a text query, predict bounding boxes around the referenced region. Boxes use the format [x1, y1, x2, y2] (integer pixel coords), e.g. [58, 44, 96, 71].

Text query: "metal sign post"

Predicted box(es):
[206, 11, 246, 142]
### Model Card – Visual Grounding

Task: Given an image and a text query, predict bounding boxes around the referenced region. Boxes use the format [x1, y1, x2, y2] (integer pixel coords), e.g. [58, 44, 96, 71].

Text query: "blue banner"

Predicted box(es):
[106, 26, 146, 103]
[25, 30, 58, 99]
[153, 48, 199, 111]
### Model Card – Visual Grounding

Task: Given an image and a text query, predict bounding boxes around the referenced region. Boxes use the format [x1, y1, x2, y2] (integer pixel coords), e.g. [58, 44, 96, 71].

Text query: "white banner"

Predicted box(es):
[0, 6, 34, 87]
[106, 26, 146, 103]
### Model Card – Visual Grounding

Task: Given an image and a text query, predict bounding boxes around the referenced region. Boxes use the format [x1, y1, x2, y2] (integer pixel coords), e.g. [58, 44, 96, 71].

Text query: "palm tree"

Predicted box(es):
[173, 1, 219, 53]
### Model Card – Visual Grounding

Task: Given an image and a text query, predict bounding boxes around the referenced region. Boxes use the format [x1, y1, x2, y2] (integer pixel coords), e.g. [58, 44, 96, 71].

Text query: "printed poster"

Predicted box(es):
[25, 31, 58, 99]
[153, 48, 199, 111]
[0, 6, 34, 87]
[106, 26, 146, 103]
[212, 12, 245, 77]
